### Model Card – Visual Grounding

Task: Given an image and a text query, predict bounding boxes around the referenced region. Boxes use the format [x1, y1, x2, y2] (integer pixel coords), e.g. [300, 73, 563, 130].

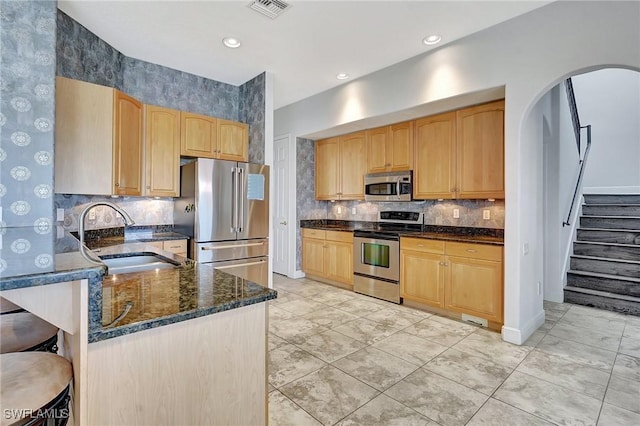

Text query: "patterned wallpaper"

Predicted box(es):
[56, 10, 124, 89]
[240, 72, 266, 164]
[53, 11, 266, 230]
[0, 0, 56, 228]
[0, 0, 57, 275]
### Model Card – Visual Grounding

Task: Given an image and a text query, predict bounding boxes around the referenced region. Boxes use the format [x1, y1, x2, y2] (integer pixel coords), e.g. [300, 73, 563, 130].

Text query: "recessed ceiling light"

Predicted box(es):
[223, 37, 241, 48]
[423, 34, 442, 45]
[336, 73, 350, 80]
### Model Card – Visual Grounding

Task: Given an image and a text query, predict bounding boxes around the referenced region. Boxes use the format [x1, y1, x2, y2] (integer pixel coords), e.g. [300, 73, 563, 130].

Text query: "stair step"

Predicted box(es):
[584, 194, 640, 205]
[576, 228, 640, 244]
[567, 270, 640, 298]
[564, 286, 640, 316]
[573, 241, 640, 260]
[570, 255, 640, 278]
[583, 204, 640, 217]
[580, 216, 640, 230]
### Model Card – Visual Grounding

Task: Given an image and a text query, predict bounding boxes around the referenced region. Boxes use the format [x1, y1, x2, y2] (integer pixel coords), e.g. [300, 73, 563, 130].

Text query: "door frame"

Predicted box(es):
[273, 133, 298, 278]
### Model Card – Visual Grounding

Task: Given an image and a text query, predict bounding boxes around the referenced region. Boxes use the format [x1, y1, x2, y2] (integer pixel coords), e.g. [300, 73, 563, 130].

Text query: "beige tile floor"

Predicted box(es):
[268, 274, 640, 426]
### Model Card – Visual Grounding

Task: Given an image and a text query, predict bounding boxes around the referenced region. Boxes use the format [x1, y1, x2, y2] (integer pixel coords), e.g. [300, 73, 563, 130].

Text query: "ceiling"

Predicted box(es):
[58, 1, 550, 110]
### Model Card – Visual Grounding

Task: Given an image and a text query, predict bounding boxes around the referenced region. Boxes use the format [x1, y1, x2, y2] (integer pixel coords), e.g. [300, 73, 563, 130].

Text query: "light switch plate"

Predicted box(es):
[351, 207, 357, 215]
[56, 208, 65, 222]
[453, 208, 460, 219]
[483, 209, 491, 220]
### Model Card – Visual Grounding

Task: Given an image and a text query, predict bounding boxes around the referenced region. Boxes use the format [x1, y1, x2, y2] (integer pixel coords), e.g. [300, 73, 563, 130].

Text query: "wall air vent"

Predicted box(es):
[248, 0, 291, 19]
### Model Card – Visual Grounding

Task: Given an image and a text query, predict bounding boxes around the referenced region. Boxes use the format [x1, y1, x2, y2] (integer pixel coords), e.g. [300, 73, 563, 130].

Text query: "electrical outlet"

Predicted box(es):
[351, 207, 357, 215]
[453, 208, 460, 219]
[483, 209, 491, 220]
[56, 208, 65, 222]
[537, 281, 542, 295]
[89, 209, 96, 221]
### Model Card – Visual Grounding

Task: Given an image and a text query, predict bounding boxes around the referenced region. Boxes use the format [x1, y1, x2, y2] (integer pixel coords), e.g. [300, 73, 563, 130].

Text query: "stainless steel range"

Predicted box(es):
[353, 211, 423, 303]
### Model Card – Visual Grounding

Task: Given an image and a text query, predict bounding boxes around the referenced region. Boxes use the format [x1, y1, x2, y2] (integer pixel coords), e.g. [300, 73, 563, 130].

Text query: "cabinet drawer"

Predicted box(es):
[163, 239, 187, 254]
[401, 237, 444, 254]
[325, 230, 353, 243]
[446, 242, 502, 261]
[302, 228, 326, 239]
[147, 241, 164, 249]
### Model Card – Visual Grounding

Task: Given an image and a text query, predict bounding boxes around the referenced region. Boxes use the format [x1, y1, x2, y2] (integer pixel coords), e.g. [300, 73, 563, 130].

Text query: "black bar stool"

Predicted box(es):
[1, 312, 59, 354]
[0, 352, 73, 426]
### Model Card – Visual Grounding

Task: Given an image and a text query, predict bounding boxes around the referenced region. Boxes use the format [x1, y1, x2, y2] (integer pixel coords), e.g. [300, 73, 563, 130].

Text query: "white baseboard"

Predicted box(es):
[583, 186, 640, 194]
[292, 270, 305, 279]
[502, 309, 545, 345]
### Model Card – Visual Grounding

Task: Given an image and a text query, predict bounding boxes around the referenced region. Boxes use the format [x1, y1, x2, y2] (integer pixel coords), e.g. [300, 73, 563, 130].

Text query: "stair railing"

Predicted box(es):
[563, 78, 592, 227]
[563, 125, 592, 227]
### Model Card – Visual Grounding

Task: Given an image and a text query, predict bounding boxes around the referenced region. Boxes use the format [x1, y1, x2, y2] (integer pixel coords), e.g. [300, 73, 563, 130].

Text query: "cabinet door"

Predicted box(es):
[218, 119, 248, 162]
[445, 256, 503, 323]
[456, 100, 504, 199]
[315, 138, 340, 200]
[180, 112, 217, 158]
[389, 121, 413, 171]
[302, 238, 326, 277]
[113, 91, 143, 196]
[145, 106, 180, 197]
[400, 250, 445, 308]
[366, 126, 389, 173]
[325, 240, 353, 285]
[413, 112, 456, 199]
[163, 239, 188, 257]
[339, 131, 367, 199]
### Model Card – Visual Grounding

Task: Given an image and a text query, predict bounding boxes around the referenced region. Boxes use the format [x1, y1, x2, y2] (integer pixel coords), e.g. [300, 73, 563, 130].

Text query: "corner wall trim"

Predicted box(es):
[502, 309, 545, 345]
[292, 270, 305, 279]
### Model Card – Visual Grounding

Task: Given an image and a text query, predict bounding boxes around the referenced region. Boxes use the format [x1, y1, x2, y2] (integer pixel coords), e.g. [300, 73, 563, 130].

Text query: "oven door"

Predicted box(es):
[353, 236, 399, 282]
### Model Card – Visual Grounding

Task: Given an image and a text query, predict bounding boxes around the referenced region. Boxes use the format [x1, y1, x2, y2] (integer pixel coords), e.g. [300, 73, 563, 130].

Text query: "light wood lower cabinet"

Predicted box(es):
[302, 229, 353, 286]
[400, 237, 503, 324]
[147, 239, 188, 258]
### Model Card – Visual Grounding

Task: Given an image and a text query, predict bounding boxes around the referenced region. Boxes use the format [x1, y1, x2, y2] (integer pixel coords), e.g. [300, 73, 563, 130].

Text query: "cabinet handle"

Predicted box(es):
[466, 249, 478, 253]
[417, 244, 425, 247]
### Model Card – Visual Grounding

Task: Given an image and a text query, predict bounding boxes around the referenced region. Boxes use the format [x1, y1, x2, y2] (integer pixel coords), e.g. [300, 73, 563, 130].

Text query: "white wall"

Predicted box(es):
[275, 1, 640, 344]
[573, 69, 640, 192]
[541, 84, 582, 303]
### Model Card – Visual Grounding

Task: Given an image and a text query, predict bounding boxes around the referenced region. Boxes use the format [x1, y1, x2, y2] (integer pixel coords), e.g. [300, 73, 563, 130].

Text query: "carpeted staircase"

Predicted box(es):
[565, 194, 640, 316]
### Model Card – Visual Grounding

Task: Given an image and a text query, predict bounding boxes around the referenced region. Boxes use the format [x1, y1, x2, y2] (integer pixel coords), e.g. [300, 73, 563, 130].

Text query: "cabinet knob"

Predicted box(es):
[115, 183, 120, 187]
[280, 221, 287, 225]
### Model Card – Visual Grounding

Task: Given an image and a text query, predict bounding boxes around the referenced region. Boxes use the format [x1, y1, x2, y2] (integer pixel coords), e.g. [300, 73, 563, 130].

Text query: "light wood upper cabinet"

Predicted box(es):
[315, 132, 366, 200]
[315, 137, 340, 200]
[366, 126, 390, 173]
[414, 112, 457, 199]
[339, 131, 367, 199]
[456, 100, 505, 199]
[145, 106, 180, 197]
[55, 77, 143, 196]
[366, 122, 413, 173]
[217, 119, 248, 162]
[180, 112, 217, 158]
[181, 114, 248, 161]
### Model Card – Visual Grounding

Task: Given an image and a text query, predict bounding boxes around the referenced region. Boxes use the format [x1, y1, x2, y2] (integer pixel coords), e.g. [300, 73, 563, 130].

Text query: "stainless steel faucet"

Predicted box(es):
[78, 202, 135, 247]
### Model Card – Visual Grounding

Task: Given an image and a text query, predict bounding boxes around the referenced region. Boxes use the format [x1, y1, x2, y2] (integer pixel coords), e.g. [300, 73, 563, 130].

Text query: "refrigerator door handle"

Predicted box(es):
[231, 167, 237, 232]
[201, 241, 266, 250]
[238, 167, 245, 233]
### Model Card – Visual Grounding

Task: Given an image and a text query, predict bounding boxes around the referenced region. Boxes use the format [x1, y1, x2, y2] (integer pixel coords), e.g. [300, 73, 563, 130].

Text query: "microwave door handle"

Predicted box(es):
[396, 179, 401, 199]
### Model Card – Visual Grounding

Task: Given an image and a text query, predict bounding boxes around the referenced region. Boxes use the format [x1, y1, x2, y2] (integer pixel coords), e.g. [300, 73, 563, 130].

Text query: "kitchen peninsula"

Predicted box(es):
[0, 226, 276, 425]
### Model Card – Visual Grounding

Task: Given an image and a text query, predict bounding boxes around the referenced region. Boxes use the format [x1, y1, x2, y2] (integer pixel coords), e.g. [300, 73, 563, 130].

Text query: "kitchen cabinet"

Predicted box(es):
[456, 100, 505, 199]
[400, 237, 503, 326]
[148, 239, 188, 258]
[366, 122, 413, 173]
[55, 77, 143, 196]
[413, 112, 457, 199]
[217, 119, 248, 162]
[315, 132, 367, 200]
[413, 100, 504, 200]
[180, 113, 249, 162]
[302, 229, 353, 287]
[145, 106, 180, 197]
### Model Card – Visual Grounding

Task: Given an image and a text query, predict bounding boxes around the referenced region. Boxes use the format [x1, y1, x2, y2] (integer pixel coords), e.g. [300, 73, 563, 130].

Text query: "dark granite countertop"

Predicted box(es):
[300, 219, 504, 245]
[76, 226, 190, 250]
[0, 226, 277, 343]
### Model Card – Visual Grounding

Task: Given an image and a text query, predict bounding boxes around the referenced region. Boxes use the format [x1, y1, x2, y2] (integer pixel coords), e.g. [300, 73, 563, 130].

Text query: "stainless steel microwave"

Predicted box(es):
[364, 171, 412, 202]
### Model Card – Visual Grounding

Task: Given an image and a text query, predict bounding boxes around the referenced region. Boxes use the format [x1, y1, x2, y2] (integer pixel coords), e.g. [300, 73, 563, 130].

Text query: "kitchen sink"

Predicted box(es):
[100, 254, 179, 275]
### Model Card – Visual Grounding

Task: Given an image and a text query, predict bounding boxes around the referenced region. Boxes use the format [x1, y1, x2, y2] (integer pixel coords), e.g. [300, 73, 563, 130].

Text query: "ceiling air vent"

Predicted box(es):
[248, 0, 291, 19]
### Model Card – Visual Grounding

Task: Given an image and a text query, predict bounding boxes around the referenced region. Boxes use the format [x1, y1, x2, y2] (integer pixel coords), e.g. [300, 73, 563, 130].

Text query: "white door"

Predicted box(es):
[272, 135, 290, 275]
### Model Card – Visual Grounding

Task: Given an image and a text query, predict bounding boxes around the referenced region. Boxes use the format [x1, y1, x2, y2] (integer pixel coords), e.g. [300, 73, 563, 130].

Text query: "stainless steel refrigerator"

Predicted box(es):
[174, 159, 269, 286]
